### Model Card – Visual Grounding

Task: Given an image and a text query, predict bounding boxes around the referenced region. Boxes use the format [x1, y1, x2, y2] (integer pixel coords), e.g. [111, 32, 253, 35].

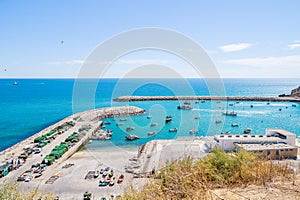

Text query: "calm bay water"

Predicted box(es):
[0, 78, 299, 151]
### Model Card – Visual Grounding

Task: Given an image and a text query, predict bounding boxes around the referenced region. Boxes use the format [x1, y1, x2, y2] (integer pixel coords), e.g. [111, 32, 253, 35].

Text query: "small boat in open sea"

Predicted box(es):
[13, 81, 18, 85]
[125, 134, 139, 141]
[169, 128, 178, 132]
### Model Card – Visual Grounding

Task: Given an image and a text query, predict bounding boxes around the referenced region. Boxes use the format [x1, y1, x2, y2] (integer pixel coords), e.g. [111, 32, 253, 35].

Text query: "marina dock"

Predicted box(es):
[114, 96, 300, 102]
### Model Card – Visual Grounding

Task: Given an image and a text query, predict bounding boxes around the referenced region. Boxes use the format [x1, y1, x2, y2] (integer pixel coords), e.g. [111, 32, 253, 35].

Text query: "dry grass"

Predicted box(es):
[0, 182, 56, 200]
[121, 148, 294, 200]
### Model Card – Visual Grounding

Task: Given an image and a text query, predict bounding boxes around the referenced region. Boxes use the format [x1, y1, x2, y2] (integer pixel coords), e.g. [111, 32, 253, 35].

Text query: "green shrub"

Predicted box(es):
[121, 148, 292, 200]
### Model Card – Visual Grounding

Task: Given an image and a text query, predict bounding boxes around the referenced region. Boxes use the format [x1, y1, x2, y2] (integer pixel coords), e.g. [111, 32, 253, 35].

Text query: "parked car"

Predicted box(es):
[34, 172, 43, 178]
[94, 170, 99, 178]
[99, 180, 109, 187]
[17, 176, 25, 182]
[24, 174, 33, 182]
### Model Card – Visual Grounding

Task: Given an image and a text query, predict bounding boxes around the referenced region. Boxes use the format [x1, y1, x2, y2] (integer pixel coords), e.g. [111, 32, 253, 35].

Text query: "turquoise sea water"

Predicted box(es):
[0, 78, 299, 151]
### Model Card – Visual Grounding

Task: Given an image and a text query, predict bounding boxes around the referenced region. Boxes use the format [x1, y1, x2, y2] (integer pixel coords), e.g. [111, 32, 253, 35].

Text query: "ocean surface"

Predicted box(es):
[0, 78, 300, 151]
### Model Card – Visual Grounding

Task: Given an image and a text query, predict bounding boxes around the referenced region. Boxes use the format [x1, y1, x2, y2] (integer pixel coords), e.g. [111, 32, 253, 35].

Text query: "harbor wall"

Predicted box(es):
[114, 96, 300, 102]
[0, 106, 146, 163]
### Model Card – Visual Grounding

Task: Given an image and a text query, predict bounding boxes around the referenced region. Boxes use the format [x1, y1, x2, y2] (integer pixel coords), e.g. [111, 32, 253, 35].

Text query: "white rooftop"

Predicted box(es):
[235, 143, 296, 151]
[266, 129, 295, 136]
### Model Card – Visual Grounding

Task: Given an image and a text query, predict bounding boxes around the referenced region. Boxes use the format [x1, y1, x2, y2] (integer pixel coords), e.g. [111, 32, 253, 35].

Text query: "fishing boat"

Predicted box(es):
[125, 134, 139, 141]
[169, 128, 178, 132]
[147, 115, 152, 119]
[244, 128, 251, 134]
[215, 120, 222, 124]
[107, 129, 113, 136]
[194, 115, 200, 119]
[150, 123, 158, 127]
[222, 111, 237, 116]
[12, 81, 18, 85]
[165, 116, 172, 123]
[189, 129, 198, 134]
[184, 101, 191, 105]
[231, 123, 239, 127]
[126, 127, 135, 132]
[177, 105, 192, 110]
[223, 102, 237, 116]
[147, 131, 156, 136]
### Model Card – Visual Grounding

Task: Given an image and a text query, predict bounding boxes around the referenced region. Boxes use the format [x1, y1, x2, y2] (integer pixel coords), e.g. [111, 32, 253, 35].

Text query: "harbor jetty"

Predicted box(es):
[0, 106, 145, 179]
[114, 95, 300, 102]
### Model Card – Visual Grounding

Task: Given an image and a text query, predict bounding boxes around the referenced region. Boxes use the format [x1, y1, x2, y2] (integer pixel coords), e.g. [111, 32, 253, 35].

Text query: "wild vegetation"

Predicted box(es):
[121, 148, 294, 200]
[0, 182, 55, 200]
[0, 149, 295, 200]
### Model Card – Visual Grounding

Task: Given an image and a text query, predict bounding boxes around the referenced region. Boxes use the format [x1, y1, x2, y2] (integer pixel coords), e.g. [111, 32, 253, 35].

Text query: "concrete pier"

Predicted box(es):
[114, 96, 300, 102]
[0, 106, 146, 180]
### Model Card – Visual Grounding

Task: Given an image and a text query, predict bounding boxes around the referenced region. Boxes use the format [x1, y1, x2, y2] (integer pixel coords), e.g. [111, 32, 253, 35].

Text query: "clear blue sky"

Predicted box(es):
[1, 0, 300, 78]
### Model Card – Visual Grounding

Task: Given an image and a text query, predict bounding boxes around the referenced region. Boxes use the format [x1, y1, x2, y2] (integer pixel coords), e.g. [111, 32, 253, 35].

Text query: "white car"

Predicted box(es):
[94, 170, 99, 178]
[24, 174, 33, 182]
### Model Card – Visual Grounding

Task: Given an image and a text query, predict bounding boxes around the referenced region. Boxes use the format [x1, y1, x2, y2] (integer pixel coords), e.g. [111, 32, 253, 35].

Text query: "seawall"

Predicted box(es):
[114, 96, 300, 102]
[0, 106, 146, 164]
